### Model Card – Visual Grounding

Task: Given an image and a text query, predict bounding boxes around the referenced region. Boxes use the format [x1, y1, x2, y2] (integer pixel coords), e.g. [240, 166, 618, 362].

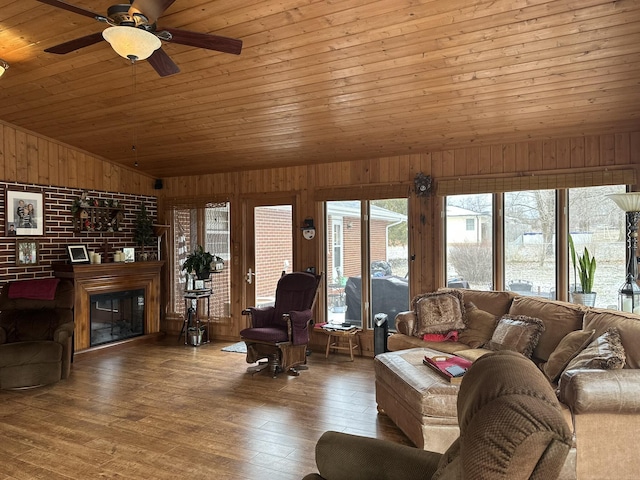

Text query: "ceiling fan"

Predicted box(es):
[36, 0, 243, 77]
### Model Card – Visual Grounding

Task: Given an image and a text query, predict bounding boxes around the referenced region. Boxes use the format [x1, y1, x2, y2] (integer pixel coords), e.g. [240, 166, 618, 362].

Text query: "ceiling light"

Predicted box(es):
[102, 26, 161, 61]
[0, 59, 9, 78]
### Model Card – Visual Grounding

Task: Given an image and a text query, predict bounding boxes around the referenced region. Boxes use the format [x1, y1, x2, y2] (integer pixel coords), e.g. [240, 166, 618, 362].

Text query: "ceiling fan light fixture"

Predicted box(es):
[102, 26, 161, 61]
[0, 59, 9, 78]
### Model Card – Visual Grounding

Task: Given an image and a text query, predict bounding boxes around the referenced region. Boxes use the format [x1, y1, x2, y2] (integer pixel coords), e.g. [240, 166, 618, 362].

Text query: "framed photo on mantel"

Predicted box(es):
[67, 244, 90, 264]
[6, 190, 44, 236]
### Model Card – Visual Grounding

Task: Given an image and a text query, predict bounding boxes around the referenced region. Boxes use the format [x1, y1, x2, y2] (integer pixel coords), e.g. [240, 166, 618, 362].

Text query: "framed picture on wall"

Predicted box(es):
[6, 190, 45, 236]
[16, 239, 39, 266]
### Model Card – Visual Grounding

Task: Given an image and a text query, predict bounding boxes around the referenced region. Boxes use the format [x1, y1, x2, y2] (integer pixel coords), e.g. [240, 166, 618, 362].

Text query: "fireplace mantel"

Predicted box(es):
[53, 261, 164, 352]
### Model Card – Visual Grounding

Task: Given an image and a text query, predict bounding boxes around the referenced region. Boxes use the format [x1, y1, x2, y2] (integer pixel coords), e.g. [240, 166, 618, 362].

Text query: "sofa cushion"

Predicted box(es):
[562, 327, 626, 373]
[440, 288, 516, 317]
[487, 314, 545, 358]
[454, 348, 493, 362]
[583, 309, 640, 369]
[458, 303, 498, 348]
[508, 296, 585, 362]
[542, 329, 595, 383]
[412, 291, 466, 336]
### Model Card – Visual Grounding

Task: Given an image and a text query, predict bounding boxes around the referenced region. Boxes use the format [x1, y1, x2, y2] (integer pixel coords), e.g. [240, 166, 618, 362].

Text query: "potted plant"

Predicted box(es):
[182, 245, 215, 280]
[569, 235, 597, 306]
[187, 325, 206, 346]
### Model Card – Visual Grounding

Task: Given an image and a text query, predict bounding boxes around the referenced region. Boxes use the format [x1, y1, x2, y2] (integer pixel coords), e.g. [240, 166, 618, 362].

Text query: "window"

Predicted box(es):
[465, 218, 475, 231]
[504, 190, 556, 299]
[332, 217, 344, 282]
[446, 194, 493, 290]
[445, 185, 627, 303]
[325, 199, 409, 331]
[171, 202, 231, 319]
[568, 185, 626, 308]
[326, 203, 361, 325]
[204, 203, 231, 317]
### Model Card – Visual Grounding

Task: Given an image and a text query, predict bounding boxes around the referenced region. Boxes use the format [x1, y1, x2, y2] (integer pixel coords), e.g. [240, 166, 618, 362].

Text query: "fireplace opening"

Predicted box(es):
[90, 289, 145, 347]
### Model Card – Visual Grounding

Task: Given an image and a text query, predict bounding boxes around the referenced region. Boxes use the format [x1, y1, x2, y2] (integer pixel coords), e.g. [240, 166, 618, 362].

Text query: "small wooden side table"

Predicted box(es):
[322, 327, 362, 361]
[179, 288, 212, 346]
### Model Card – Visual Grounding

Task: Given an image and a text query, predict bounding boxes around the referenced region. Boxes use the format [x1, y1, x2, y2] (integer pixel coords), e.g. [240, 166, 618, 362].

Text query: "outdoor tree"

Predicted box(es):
[374, 199, 408, 246]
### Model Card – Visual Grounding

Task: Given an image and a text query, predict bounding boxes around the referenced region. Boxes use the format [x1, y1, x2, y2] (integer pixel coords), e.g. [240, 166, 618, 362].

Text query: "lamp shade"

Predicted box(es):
[102, 26, 161, 61]
[607, 193, 640, 212]
[0, 59, 8, 78]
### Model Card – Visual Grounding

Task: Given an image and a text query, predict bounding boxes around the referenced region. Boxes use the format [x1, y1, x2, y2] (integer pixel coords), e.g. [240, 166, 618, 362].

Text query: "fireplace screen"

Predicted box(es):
[90, 289, 145, 346]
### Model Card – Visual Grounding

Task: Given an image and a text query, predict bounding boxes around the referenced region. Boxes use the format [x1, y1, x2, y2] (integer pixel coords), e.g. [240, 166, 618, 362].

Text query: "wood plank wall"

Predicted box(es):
[0, 120, 156, 195]
[1, 117, 636, 354]
[161, 131, 639, 352]
[163, 132, 639, 289]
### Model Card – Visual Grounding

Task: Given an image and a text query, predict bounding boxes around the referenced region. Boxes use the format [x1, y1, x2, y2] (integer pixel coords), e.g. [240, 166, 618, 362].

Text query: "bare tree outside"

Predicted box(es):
[446, 186, 626, 306]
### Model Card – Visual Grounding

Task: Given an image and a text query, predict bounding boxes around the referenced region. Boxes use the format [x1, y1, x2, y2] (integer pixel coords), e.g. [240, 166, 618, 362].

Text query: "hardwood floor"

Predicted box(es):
[0, 340, 411, 479]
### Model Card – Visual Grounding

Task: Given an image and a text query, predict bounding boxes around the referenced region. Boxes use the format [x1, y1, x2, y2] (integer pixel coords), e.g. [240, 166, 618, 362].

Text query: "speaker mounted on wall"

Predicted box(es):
[154, 179, 163, 190]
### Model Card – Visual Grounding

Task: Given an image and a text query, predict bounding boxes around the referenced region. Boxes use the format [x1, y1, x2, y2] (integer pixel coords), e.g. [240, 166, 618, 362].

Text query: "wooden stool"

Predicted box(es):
[324, 328, 361, 361]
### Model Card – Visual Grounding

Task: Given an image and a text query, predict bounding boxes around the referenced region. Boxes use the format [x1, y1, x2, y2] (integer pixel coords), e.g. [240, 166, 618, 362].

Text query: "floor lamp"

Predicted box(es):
[607, 193, 640, 313]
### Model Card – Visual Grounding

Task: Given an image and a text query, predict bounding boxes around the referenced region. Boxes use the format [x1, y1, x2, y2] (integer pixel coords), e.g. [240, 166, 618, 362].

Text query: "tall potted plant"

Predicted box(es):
[182, 245, 215, 280]
[134, 202, 155, 260]
[569, 235, 597, 306]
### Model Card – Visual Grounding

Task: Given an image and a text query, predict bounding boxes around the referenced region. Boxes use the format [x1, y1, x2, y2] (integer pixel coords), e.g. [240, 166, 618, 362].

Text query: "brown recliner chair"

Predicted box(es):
[241, 271, 322, 377]
[0, 278, 75, 389]
[303, 350, 574, 480]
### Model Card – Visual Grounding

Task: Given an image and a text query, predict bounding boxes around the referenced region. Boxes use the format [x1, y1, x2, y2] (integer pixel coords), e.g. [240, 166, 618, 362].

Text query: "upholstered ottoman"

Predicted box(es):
[374, 348, 461, 452]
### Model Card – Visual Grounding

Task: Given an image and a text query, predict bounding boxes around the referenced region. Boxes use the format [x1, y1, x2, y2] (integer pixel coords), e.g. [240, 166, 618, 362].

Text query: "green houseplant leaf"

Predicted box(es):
[577, 247, 596, 294]
[568, 234, 578, 292]
[182, 245, 215, 279]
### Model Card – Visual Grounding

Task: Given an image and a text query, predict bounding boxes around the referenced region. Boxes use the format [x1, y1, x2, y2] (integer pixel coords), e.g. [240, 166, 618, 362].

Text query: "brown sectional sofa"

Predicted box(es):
[378, 288, 640, 480]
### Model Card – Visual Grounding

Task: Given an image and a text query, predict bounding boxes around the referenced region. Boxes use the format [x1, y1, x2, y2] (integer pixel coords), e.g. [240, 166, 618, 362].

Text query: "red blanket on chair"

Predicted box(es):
[8, 278, 60, 300]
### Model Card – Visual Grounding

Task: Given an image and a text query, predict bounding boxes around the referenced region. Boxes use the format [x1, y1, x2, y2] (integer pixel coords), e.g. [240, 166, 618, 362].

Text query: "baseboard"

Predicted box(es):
[73, 333, 166, 360]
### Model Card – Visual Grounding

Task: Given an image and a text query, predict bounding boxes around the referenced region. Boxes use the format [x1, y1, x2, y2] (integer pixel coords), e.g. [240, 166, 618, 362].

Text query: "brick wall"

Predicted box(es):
[255, 206, 293, 298]
[0, 181, 157, 283]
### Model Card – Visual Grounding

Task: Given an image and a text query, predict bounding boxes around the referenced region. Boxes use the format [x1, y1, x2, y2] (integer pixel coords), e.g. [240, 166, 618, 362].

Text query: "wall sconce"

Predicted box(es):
[607, 193, 640, 313]
[0, 59, 9, 78]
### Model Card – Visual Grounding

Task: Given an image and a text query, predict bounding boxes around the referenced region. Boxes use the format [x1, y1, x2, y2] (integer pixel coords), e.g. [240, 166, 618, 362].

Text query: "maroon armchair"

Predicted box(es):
[241, 272, 322, 377]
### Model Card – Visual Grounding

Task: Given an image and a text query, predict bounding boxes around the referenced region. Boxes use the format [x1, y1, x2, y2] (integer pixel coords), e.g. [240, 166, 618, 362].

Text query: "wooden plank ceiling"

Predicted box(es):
[0, 0, 638, 178]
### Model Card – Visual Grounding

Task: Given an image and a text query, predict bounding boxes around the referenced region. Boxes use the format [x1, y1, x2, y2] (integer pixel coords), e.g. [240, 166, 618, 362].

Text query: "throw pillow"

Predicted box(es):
[458, 302, 499, 348]
[486, 314, 545, 358]
[562, 327, 626, 373]
[412, 290, 465, 336]
[541, 329, 595, 383]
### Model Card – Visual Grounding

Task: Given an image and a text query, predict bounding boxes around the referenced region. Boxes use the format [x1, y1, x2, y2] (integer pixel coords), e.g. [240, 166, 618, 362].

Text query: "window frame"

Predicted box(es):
[444, 184, 629, 302]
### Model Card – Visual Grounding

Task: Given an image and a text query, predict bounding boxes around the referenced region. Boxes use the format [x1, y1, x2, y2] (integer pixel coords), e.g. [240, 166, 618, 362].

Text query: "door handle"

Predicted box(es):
[246, 268, 257, 284]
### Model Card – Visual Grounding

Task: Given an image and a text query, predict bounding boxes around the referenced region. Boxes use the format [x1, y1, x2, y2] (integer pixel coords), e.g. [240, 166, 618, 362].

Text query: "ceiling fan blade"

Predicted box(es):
[129, 0, 176, 24]
[147, 48, 180, 77]
[36, 0, 102, 19]
[163, 28, 242, 55]
[44, 32, 105, 54]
